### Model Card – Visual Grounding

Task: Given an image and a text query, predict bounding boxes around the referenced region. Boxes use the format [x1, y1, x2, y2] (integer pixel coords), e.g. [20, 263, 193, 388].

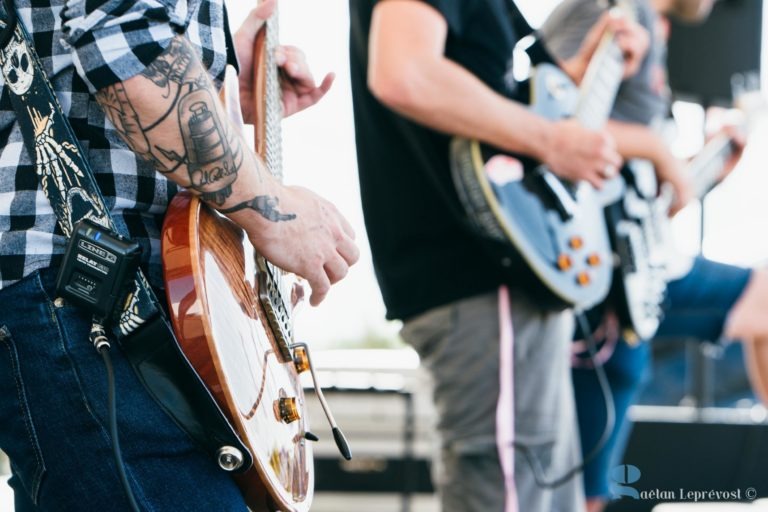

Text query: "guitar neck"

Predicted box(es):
[574, 33, 625, 130]
[254, 6, 284, 181]
[688, 133, 735, 199]
[656, 134, 736, 212]
[251, 7, 288, 286]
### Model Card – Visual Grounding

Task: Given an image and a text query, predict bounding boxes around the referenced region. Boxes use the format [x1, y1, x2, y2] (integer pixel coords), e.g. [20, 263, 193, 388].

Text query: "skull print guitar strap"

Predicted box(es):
[0, 2, 252, 470]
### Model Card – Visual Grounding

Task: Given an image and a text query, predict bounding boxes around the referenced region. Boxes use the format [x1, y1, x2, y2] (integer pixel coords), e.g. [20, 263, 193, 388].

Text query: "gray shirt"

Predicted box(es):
[540, 0, 669, 126]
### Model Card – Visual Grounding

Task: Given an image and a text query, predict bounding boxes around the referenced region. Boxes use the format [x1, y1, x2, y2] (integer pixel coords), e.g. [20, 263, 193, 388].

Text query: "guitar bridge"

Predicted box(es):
[257, 257, 293, 361]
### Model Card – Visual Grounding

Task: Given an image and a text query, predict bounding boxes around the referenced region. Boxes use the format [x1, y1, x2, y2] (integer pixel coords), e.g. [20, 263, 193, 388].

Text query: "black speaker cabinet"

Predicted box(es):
[667, 0, 763, 106]
[606, 406, 768, 511]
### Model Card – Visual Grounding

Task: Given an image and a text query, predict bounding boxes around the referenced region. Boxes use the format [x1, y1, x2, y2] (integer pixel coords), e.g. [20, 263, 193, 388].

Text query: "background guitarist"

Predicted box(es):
[0, 0, 358, 509]
[349, 1, 648, 510]
[542, 1, 768, 510]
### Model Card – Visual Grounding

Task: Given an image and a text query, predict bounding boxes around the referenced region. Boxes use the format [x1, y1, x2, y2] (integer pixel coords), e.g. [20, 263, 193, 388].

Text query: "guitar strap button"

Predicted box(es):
[216, 446, 244, 472]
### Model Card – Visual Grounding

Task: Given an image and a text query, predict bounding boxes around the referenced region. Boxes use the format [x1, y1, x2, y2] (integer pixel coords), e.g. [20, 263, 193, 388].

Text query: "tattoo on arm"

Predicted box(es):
[96, 35, 256, 205]
[96, 83, 153, 159]
[141, 37, 194, 90]
[178, 88, 241, 205]
[217, 195, 296, 222]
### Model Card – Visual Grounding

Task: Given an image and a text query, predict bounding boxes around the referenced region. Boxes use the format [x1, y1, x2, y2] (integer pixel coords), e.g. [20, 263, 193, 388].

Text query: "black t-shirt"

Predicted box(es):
[350, 0, 553, 321]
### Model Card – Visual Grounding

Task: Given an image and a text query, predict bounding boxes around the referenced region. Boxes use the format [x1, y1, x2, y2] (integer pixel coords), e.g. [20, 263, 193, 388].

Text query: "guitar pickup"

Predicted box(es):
[257, 257, 294, 362]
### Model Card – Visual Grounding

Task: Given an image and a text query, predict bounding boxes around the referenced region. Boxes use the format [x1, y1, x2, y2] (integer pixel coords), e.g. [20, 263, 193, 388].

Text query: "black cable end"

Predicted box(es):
[304, 431, 319, 442]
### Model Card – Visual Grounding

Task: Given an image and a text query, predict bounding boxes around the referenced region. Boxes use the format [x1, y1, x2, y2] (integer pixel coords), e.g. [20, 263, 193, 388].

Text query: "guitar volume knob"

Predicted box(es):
[293, 346, 310, 374]
[569, 236, 584, 250]
[275, 396, 301, 424]
[557, 254, 573, 271]
[576, 271, 591, 286]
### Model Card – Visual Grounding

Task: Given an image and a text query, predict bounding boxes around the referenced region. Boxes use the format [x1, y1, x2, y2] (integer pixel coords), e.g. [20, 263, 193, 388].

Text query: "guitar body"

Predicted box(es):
[605, 132, 741, 340]
[450, 63, 619, 309]
[162, 192, 313, 512]
[603, 161, 667, 340]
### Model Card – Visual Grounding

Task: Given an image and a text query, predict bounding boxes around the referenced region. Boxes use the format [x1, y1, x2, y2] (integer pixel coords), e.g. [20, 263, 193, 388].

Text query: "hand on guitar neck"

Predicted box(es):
[234, 0, 335, 121]
[663, 122, 746, 216]
[606, 112, 747, 217]
[558, 10, 650, 86]
[704, 108, 748, 180]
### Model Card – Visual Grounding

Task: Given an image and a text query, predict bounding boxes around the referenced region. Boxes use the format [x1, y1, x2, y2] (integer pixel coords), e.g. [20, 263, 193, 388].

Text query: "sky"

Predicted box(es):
[226, 0, 768, 348]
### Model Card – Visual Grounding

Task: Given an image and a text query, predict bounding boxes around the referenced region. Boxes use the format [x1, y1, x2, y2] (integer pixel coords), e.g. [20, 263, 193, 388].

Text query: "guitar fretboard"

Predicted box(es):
[656, 134, 736, 213]
[574, 33, 625, 131]
[689, 134, 734, 199]
[259, 8, 294, 342]
[264, 14, 283, 181]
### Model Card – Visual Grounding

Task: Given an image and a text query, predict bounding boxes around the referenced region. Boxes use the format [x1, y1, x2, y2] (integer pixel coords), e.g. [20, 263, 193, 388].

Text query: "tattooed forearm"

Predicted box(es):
[95, 34, 258, 204]
[217, 195, 296, 222]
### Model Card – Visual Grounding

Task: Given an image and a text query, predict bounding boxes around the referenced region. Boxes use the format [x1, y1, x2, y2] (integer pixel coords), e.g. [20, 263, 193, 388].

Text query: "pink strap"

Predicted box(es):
[496, 285, 518, 512]
[571, 310, 621, 369]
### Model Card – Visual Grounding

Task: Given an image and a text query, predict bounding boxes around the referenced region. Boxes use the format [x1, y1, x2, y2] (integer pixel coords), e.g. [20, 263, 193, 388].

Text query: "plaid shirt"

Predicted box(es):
[0, 0, 234, 289]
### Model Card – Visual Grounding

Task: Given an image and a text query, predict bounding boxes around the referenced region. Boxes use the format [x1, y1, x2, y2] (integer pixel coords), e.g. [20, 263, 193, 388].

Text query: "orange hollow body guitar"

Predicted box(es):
[161, 10, 314, 512]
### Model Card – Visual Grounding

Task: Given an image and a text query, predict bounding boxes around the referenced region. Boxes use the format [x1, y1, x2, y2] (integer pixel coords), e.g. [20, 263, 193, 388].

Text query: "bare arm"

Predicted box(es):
[367, 1, 648, 188]
[95, 35, 358, 305]
[368, 1, 554, 164]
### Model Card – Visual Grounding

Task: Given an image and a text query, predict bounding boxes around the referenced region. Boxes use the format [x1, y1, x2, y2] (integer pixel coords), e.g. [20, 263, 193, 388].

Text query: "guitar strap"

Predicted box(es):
[0, 1, 252, 471]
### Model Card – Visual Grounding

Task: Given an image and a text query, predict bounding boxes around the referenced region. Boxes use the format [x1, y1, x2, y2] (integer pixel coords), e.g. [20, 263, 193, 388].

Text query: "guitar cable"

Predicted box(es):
[90, 321, 142, 512]
[514, 311, 617, 489]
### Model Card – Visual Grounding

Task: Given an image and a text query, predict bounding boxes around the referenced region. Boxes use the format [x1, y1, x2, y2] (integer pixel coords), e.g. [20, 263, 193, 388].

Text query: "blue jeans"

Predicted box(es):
[573, 256, 752, 498]
[0, 268, 247, 511]
[640, 256, 753, 405]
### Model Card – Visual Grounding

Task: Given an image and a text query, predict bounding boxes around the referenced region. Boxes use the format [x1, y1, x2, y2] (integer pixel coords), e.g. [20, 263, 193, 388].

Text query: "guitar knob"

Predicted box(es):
[293, 346, 310, 374]
[557, 254, 573, 271]
[275, 397, 301, 424]
[576, 271, 591, 286]
[569, 236, 584, 250]
[586, 253, 601, 267]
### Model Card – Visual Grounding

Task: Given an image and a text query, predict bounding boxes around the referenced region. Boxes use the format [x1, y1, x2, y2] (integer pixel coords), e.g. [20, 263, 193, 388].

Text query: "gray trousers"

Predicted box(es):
[401, 290, 585, 512]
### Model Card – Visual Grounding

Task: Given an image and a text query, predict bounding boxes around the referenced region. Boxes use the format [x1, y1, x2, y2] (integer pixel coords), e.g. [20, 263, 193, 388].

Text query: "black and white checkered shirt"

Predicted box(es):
[0, 0, 234, 288]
